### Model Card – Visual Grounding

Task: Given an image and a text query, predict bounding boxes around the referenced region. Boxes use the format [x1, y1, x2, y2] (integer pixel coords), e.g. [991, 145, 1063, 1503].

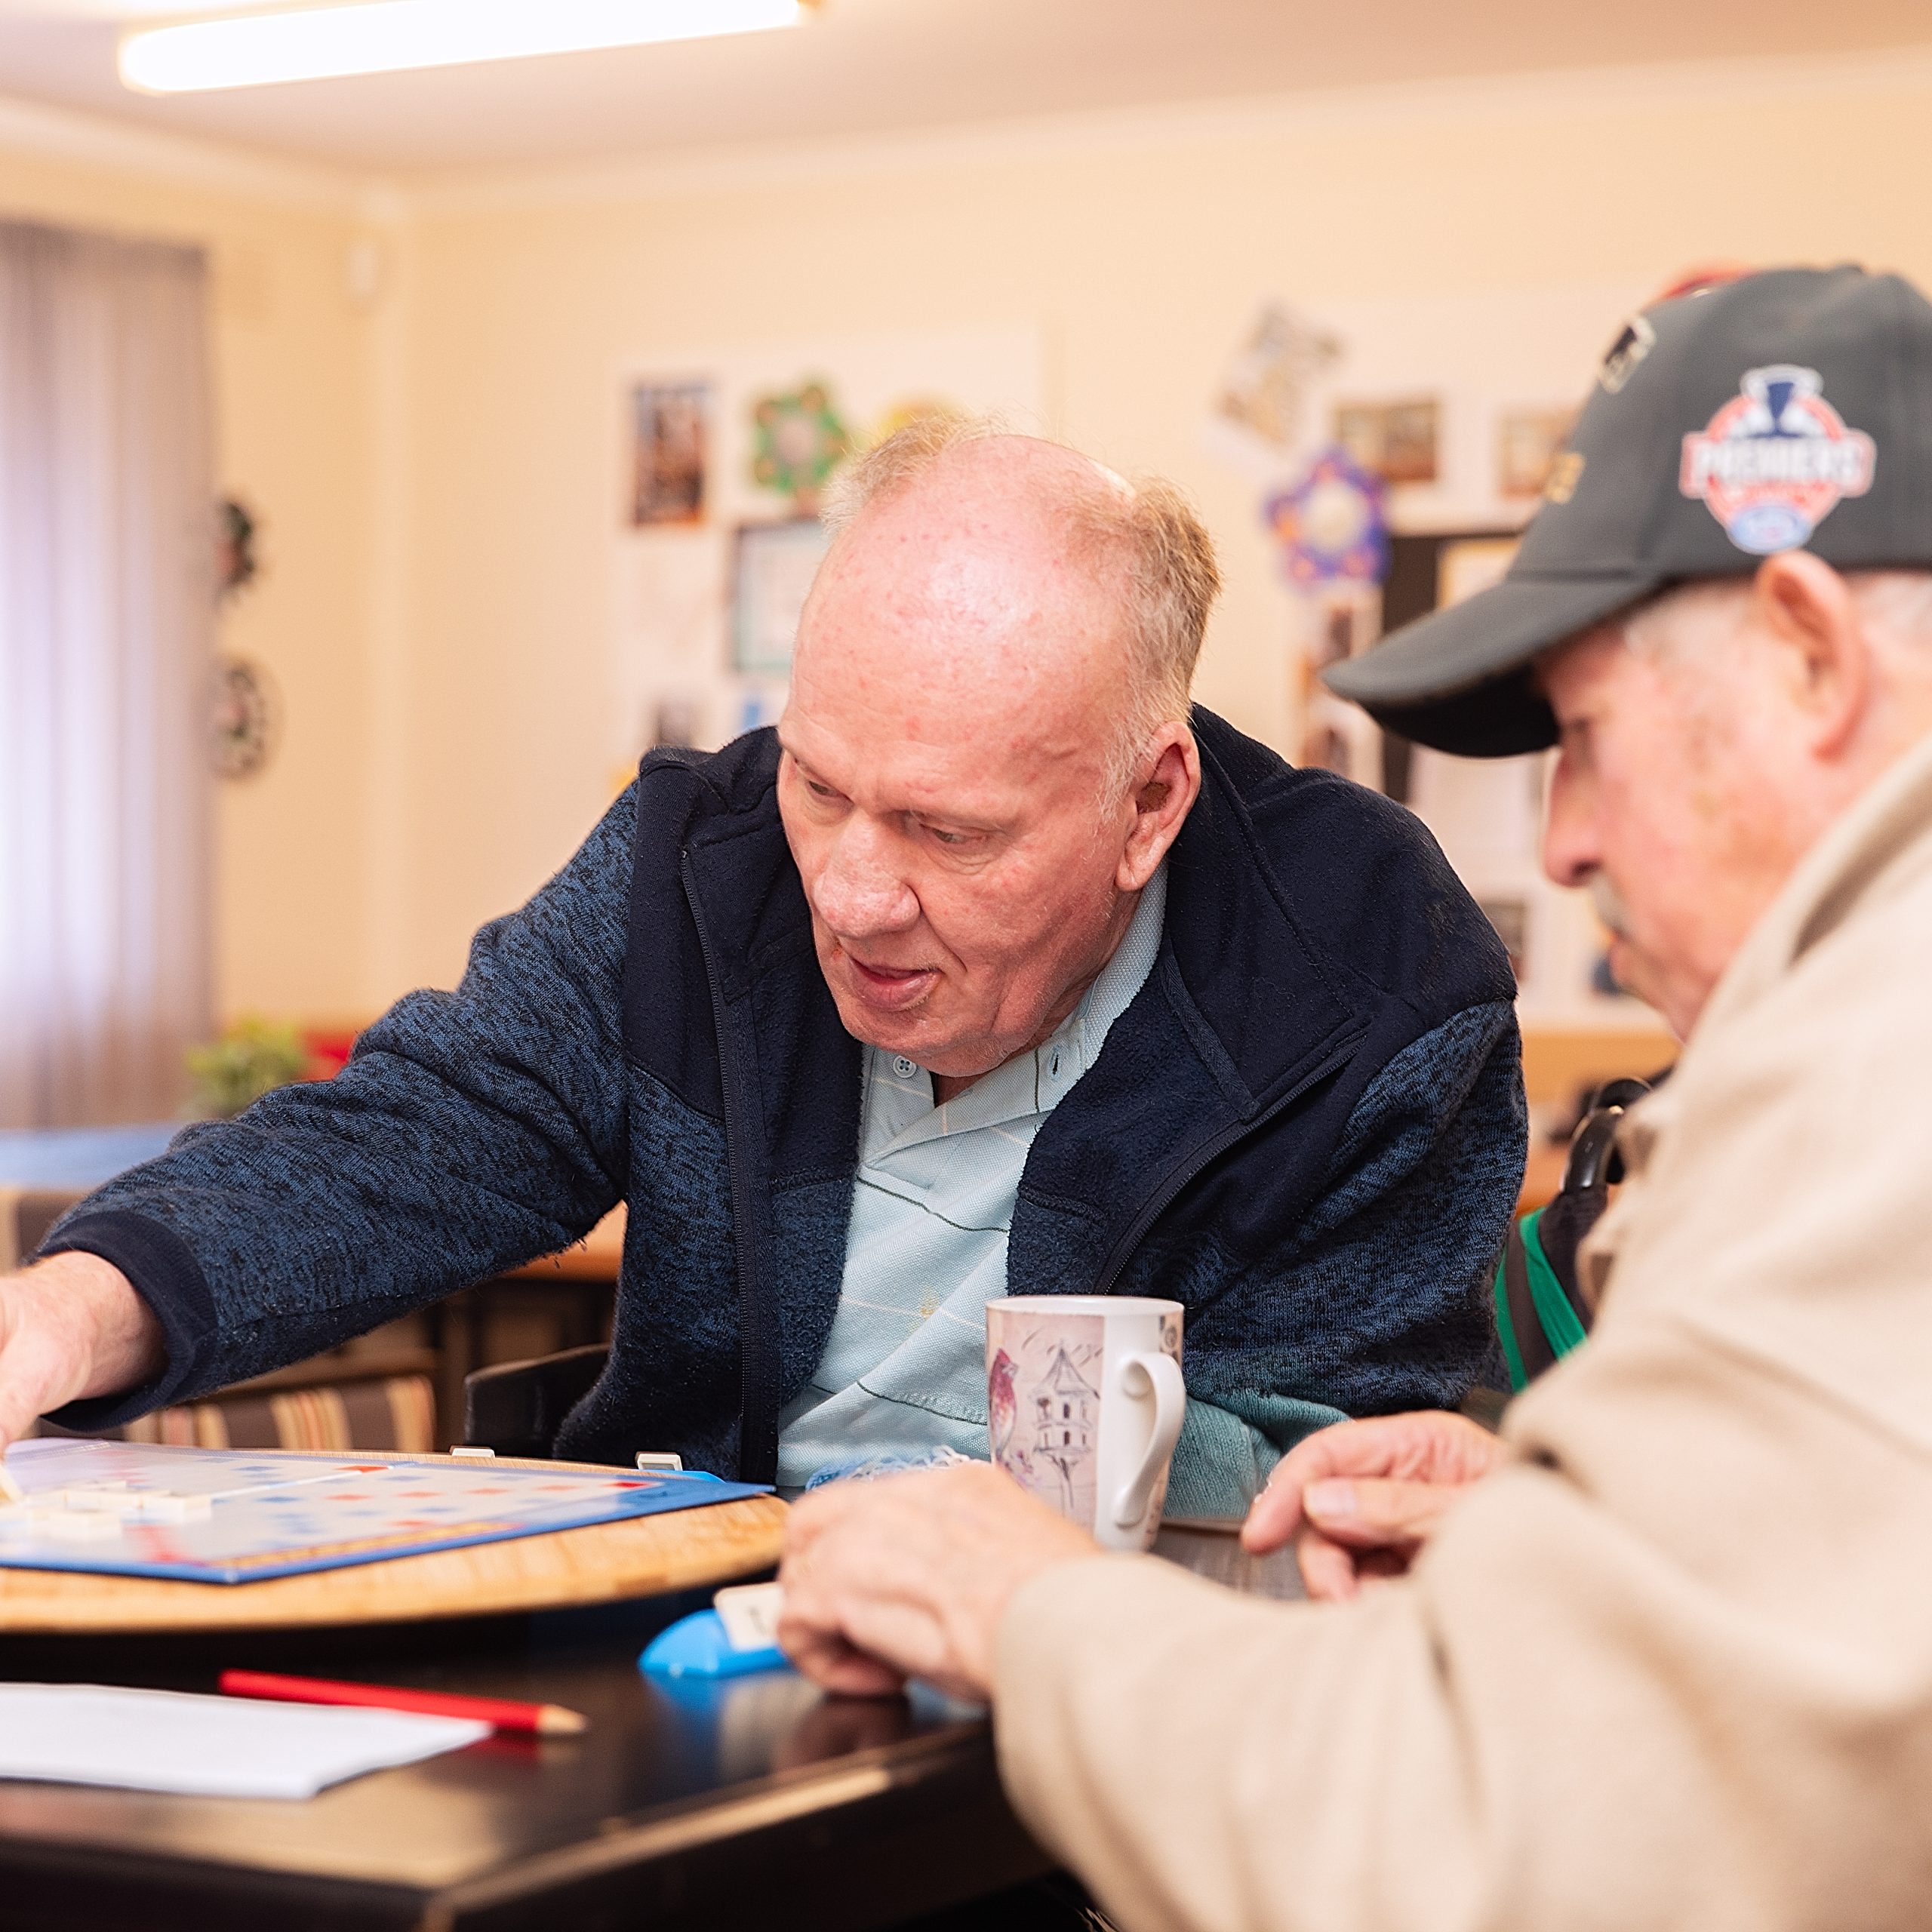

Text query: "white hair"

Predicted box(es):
[1622, 570, 1932, 662]
[823, 413, 1222, 807]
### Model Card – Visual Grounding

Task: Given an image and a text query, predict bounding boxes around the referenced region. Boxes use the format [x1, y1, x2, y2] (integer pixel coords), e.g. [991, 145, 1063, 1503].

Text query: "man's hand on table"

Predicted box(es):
[1241, 1411, 1509, 1600]
[778, 1461, 1097, 1703]
[0, 1254, 164, 1447]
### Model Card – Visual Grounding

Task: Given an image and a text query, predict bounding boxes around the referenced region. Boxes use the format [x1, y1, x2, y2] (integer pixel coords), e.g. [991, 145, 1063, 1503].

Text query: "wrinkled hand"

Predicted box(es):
[1241, 1411, 1509, 1601]
[778, 1461, 1099, 1701]
[0, 1254, 165, 1449]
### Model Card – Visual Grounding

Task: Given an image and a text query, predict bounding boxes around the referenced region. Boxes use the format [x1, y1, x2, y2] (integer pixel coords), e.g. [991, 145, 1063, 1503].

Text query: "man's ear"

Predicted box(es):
[1118, 724, 1201, 892]
[1753, 552, 1868, 758]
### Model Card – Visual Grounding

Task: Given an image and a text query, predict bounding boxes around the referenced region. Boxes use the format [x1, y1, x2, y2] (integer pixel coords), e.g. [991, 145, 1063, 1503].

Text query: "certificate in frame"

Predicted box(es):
[731, 519, 831, 675]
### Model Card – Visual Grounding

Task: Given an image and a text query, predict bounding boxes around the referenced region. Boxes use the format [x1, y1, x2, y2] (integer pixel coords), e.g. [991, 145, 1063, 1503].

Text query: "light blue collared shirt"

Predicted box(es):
[776, 867, 1168, 1490]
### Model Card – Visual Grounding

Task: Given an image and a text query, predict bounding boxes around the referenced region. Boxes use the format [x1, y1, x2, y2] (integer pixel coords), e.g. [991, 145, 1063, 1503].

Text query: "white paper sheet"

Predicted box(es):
[0, 1684, 490, 1800]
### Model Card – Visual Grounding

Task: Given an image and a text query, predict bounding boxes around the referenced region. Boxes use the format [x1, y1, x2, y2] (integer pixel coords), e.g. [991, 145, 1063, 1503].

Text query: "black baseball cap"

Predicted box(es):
[1323, 265, 1932, 755]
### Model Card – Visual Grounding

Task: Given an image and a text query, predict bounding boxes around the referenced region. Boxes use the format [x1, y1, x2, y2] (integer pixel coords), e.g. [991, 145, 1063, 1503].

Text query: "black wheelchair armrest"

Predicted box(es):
[463, 1343, 610, 1459]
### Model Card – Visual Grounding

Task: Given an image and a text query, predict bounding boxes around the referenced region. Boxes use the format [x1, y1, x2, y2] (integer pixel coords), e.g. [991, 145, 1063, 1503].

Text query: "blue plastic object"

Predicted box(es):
[639, 1607, 791, 1680]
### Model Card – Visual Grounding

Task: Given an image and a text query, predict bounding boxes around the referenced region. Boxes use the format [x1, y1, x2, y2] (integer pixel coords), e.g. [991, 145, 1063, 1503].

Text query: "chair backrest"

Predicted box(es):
[463, 1343, 611, 1458]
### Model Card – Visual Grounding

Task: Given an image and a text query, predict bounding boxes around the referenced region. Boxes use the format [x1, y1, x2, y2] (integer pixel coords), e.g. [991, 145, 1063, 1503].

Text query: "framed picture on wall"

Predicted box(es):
[731, 519, 831, 675]
[629, 379, 709, 527]
[1332, 396, 1441, 485]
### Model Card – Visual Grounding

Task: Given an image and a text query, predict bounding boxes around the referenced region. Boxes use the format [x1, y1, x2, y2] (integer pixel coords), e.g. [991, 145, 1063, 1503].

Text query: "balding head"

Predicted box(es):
[818, 421, 1220, 798]
[777, 426, 1214, 1087]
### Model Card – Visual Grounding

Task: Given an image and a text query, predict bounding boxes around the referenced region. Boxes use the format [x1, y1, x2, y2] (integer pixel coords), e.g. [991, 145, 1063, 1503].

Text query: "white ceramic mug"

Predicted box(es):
[985, 1294, 1185, 1552]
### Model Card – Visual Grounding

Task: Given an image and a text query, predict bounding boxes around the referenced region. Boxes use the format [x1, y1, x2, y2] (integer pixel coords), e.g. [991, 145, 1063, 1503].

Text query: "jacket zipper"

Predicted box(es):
[1088, 1035, 1361, 1296]
[682, 857, 781, 1484]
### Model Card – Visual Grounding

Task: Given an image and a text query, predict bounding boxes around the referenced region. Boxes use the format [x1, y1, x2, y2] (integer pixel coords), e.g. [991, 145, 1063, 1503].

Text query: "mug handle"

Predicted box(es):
[1111, 1351, 1187, 1531]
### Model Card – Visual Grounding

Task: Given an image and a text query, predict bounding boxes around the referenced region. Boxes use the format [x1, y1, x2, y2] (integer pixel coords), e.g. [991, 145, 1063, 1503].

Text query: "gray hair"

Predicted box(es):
[1622, 569, 1932, 661]
[822, 414, 1222, 804]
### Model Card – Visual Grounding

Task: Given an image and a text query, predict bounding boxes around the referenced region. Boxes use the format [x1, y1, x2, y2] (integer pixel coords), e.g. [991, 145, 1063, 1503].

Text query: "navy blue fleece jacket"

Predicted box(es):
[45, 711, 1525, 1509]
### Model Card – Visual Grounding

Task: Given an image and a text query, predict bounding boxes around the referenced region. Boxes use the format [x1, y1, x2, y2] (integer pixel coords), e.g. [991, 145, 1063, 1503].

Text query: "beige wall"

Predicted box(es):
[383, 57, 1932, 993]
[0, 131, 377, 1025]
[7, 54, 1932, 1016]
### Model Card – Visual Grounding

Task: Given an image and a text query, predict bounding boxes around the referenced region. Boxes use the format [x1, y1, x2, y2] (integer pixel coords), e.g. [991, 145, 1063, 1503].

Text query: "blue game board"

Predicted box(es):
[0, 1438, 769, 1585]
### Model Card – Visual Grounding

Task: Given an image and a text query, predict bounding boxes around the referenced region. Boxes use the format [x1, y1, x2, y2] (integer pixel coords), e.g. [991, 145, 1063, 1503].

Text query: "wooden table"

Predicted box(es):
[0, 1523, 1297, 1930]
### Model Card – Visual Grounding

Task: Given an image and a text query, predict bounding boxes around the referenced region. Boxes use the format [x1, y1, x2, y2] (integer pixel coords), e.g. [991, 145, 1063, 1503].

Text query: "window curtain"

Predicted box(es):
[0, 220, 215, 1128]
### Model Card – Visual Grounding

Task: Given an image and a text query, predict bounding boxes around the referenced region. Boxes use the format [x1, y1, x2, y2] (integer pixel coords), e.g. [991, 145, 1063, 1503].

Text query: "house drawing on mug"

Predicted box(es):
[989, 1309, 1103, 1522]
[1032, 1345, 1097, 1514]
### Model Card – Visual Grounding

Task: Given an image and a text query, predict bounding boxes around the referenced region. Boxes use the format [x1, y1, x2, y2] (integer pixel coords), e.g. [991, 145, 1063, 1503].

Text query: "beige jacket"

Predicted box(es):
[995, 731, 1932, 1932]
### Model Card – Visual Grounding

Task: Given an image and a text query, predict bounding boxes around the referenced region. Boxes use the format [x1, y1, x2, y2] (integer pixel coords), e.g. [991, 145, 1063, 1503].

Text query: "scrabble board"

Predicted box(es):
[0, 1438, 768, 1585]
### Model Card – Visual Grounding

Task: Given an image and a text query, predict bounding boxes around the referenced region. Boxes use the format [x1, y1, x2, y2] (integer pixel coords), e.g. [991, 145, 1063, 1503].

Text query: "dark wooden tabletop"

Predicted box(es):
[0, 1522, 1301, 1932]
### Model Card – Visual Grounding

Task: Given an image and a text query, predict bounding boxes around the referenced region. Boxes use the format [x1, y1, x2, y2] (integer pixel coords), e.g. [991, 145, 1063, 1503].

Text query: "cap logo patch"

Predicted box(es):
[1598, 314, 1656, 394]
[1679, 365, 1875, 554]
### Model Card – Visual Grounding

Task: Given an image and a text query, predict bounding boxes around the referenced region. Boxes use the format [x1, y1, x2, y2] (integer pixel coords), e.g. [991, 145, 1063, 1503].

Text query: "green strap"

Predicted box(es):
[1493, 1208, 1592, 1392]
[1521, 1209, 1590, 1360]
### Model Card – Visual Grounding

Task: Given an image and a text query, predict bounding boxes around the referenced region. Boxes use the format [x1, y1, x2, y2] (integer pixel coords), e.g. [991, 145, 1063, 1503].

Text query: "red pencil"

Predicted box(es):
[218, 1668, 587, 1736]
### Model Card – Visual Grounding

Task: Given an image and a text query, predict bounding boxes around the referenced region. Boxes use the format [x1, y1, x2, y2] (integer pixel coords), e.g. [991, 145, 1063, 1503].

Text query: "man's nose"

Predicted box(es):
[811, 818, 919, 936]
[1541, 763, 1599, 890]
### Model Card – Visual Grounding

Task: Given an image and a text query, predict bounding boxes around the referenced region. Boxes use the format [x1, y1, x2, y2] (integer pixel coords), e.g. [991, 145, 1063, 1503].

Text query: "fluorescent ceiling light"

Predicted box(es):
[120, 0, 811, 95]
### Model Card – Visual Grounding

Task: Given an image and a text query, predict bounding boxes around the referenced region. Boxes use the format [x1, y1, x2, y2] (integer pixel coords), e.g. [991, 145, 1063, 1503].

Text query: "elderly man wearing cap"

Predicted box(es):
[779, 265, 1932, 1930]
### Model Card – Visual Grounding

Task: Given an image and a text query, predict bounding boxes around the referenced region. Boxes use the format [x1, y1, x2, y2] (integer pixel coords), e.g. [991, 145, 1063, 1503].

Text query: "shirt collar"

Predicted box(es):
[862, 863, 1168, 1156]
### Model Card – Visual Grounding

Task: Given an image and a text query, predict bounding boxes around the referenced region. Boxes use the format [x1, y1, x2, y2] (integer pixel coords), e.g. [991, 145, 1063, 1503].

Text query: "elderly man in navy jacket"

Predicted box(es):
[0, 422, 1524, 1514]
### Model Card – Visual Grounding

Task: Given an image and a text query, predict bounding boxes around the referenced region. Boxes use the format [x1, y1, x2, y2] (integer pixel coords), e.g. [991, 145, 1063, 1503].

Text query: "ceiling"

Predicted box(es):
[2, 0, 1930, 177]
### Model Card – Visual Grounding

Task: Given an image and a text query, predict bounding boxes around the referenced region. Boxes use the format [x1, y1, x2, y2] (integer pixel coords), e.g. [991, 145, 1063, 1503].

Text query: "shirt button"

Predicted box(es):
[893, 1056, 917, 1079]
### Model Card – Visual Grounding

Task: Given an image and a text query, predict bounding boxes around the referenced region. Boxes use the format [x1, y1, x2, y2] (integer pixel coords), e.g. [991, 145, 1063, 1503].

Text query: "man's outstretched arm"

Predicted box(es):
[16, 787, 641, 1435]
